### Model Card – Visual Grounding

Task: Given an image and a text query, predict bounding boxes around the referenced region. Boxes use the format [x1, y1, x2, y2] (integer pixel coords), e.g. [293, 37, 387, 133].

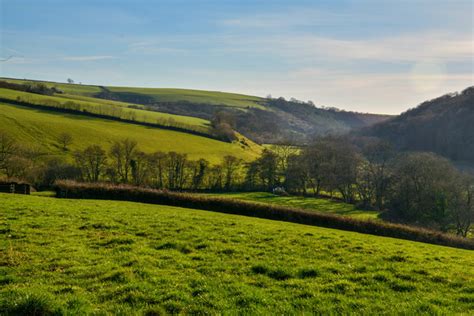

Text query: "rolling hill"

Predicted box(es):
[362, 86, 474, 164]
[0, 101, 261, 164]
[1, 77, 391, 143]
[1, 193, 472, 314]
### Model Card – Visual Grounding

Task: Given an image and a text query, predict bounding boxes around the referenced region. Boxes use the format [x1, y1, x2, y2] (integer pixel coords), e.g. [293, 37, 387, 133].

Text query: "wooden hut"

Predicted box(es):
[0, 181, 31, 195]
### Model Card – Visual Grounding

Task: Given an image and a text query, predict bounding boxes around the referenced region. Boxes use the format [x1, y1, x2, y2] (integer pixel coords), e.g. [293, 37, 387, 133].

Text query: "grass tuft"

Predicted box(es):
[5, 292, 63, 316]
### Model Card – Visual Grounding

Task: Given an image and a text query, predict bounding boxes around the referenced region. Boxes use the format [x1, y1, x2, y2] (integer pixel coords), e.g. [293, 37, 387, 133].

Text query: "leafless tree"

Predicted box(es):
[57, 132, 73, 151]
[74, 145, 107, 182]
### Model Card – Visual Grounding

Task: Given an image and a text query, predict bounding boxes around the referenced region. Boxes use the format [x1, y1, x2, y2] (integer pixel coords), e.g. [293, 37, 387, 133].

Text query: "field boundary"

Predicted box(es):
[0, 97, 228, 142]
[54, 181, 474, 250]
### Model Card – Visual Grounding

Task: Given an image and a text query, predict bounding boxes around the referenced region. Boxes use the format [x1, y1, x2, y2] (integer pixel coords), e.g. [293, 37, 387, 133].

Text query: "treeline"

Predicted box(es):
[1, 93, 236, 141]
[53, 181, 474, 250]
[1, 130, 472, 236]
[69, 139, 248, 191]
[0, 135, 246, 191]
[363, 86, 474, 162]
[0, 80, 63, 95]
[278, 137, 474, 236]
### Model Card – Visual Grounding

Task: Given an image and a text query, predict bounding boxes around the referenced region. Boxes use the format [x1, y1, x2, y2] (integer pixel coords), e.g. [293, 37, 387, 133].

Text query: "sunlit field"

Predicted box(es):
[0, 102, 261, 164]
[1, 194, 472, 314]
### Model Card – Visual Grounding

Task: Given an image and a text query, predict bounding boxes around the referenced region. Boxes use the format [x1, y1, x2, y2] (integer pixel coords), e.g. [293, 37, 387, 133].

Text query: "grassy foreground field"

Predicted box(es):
[1, 194, 472, 314]
[202, 192, 381, 220]
[0, 102, 261, 163]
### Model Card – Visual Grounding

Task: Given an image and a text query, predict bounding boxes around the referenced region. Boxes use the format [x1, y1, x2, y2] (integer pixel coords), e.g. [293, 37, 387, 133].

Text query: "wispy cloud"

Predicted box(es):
[215, 32, 473, 64]
[0, 56, 37, 64]
[128, 41, 189, 54]
[61, 55, 116, 61]
[220, 9, 347, 28]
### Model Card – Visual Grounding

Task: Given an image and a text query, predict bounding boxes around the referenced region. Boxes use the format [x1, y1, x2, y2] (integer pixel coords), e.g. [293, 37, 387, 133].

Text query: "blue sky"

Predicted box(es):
[1, 0, 472, 114]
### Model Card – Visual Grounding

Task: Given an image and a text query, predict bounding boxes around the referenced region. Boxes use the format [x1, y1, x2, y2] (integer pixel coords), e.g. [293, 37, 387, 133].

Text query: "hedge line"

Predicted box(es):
[0, 97, 226, 142]
[54, 180, 474, 250]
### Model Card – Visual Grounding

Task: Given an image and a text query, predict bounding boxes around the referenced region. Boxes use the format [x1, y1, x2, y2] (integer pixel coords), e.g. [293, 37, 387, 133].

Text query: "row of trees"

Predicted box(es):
[1, 131, 472, 236]
[278, 137, 474, 236]
[0, 80, 62, 96]
[72, 139, 249, 191]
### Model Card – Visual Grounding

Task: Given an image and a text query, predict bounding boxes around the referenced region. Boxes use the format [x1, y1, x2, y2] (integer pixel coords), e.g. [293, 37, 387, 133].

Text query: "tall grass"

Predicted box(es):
[54, 180, 474, 250]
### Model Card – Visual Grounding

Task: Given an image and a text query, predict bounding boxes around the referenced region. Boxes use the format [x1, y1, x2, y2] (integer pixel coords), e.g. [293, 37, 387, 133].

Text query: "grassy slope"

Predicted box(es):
[1, 78, 265, 109]
[1, 78, 101, 95]
[0, 194, 472, 314]
[0, 102, 261, 163]
[202, 192, 381, 219]
[0, 88, 210, 130]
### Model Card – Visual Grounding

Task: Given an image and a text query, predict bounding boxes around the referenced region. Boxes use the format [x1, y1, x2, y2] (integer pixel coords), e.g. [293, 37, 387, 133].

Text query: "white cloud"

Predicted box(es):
[253, 70, 473, 114]
[218, 32, 473, 64]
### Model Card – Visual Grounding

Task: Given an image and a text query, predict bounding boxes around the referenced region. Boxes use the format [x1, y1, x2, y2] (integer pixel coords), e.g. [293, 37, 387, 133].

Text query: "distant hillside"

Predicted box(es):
[1, 78, 390, 143]
[0, 101, 261, 164]
[362, 86, 474, 163]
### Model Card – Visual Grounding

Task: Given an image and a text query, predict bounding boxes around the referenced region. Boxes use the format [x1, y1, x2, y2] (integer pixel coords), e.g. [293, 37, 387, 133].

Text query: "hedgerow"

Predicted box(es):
[54, 180, 474, 250]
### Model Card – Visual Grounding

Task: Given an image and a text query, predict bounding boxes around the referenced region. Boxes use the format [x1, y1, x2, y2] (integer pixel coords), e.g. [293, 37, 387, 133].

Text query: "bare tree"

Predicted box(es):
[451, 174, 474, 237]
[57, 132, 73, 151]
[74, 145, 107, 182]
[109, 139, 138, 183]
[190, 159, 209, 190]
[271, 143, 299, 177]
[148, 151, 167, 188]
[131, 151, 150, 186]
[222, 155, 242, 190]
[166, 152, 188, 190]
[362, 140, 394, 210]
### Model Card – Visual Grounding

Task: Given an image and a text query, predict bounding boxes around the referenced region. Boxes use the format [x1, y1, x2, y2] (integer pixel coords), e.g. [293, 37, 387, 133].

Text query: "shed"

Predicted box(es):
[0, 181, 31, 195]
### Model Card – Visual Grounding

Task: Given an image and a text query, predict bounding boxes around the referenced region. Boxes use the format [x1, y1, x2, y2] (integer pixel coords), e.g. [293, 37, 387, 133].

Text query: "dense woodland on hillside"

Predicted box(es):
[96, 90, 391, 144]
[363, 86, 474, 163]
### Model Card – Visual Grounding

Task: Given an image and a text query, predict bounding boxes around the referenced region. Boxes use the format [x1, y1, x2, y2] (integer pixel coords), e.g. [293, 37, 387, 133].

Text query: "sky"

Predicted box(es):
[0, 0, 473, 114]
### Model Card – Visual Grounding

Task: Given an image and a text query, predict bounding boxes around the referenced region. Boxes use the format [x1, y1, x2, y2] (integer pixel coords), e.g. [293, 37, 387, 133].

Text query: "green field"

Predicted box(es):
[1, 78, 102, 95]
[0, 88, 210, 131]
[0, 193, 472, 314]
[1, 78, 265, 109]
[202, 192, 381, 219]
[0, 101, 261, 163]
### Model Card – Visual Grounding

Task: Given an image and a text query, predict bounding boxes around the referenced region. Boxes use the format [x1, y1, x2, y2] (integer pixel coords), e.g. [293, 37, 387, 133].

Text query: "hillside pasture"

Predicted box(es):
[1, 78, 265, 109]
[0, 78, 102, 96]
[0, 88, 211, 134]
[106, 86, 266, 109]
[0, 193, 472, 314]
[0, 101, 261, 163]
[202, 192, 381, 219]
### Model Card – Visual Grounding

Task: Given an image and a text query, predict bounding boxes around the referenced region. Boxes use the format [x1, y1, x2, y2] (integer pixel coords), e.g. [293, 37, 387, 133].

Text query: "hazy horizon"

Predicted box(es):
[1, 0, 473, 114]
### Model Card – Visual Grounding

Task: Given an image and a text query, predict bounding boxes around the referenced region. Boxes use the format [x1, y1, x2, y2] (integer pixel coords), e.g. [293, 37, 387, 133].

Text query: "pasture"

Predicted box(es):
[1, 78, 265, 109]
[0, 88, 211, 132]
[0, 193, 472, 314]
[0, 102, 261, 163]
[202, 192, 381, 219]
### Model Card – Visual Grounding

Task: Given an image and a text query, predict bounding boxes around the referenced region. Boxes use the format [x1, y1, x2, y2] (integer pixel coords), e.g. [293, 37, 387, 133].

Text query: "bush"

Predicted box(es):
[53, 181, 474, 250]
